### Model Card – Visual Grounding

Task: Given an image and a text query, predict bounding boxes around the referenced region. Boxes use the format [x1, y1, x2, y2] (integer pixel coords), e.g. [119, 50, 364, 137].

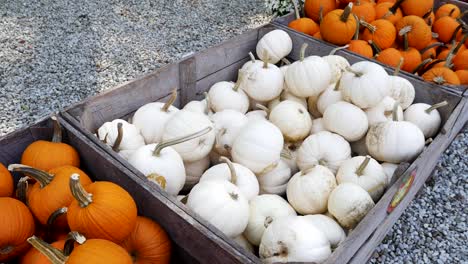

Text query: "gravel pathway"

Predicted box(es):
[0, 1, 466, 263]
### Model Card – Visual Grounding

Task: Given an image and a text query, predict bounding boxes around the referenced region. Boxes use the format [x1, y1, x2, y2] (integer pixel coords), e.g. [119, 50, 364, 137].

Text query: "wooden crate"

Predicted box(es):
[62, 23, 468, 263]
[272, 0, 468, 97]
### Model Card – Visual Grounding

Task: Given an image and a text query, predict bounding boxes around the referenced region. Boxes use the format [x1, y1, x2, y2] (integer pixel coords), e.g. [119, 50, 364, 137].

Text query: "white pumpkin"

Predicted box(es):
[350, 136, 369, 156]
[366, 116, 425, 163]
[317, 82, 343, 115]
[365, 97, 404, 126]
[280, 64, 290, 91]
[242, 52, 264, 72]
[403, 101, 447, 138]
[287, 165, 337, 214]
[231, 120, 284, 174]
[322, 49, 351, 84]
[297, 131, 351, 174]
[327, 182, 375, 229]
[340, 61, 389, 108]
[259, 216, 331, 263]
[307, 94, 322, 118]
[162, 110, 215, 162]
[388, 75, 415, 110]
[285, 44, 332, 98]
[257, 160, 292, 196]
[207, 71, 250, 114]
[244, 194, 297, 246]
[310, 118, 327, 135]
[382, 162, 399, 186]
[336, 156, 387, 201]
[211, 110, 248, 156]
[187, 180, 249, 238]
[183, 99, 210, 115]
[240, 60, 284, 102]
[97, 119, 145, 160]
[131, 90, 180, 144]
[302, 214, 346, 248]
[267, 90, 307, 110]
[282, 142, 300, 174]
[269, 100, 312, 142]
[245, 110, 268, 123]
[256, 29, 293, 64]
[200, 157, 259, 201]
[323, 102, 369, 142]
[233, 235, 255, 254]
[183, 155, 210, 191]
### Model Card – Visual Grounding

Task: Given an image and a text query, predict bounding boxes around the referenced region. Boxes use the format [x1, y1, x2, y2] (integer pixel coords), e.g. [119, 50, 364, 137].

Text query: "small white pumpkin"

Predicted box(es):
[259, 216, 331, 263]
[382, 162, 399, 186]
[297, 131, 351, 174]
[302, 214, 346, 248]
[245, 109, 268, 123]
[386, 58, 415, 109]
[336, 156, 387, 201]
[257, 160, 292, 196]
[365, 97, 404, 126]
[287, 165, 337, 215]
[310, 118, 327, 135]
[242, 52, 264, 72]
[231, 119, 284, 174]
[340, 61, 389, 108]
[307, 94, 322, 118]
[317, 82, 343, 115]
[328, 182, 375, 229]
[200, 157, 259, 201]
[207, 71, 250, 114]
[403, 101, 447, 139]
[183, 155, 210, 191]
[285, 44, 332, 98]
[269, 100, 312, 142]
[267, 90, 307, 110]
[233, 235, 255, 254]
[256, 29, 293, 64]
[240, 60, 284, 102]
[323, 102, 369, 142]
[322, 47, 351, 84]
[97, 119, 145, 160]
[350, 136, 369, 156]
[162, 110, 215, 162]
[187, 180, 249, 238]
[131, 90, 180, 144]
[244, 194, 297, 246]
[211, 110, 248, 156]
[282, 142, 300, 174]
[366, 107, 425, 163]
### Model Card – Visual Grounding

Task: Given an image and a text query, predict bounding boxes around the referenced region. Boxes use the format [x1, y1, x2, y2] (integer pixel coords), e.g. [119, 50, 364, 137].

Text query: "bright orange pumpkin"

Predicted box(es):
[400, 0, 434, 17]
[20, 240, 66, 264]
[422, 67, 460, 85]
[435, 4, 461, 20]
[376, 47, 403, 67]
[304, 0, 337, 22]
[433, 16, 461, 44]
[396, 16, 432, 50]
[348, 40, 374, 58]
[320, 4, 357, 45]
[453, 50, 468, 71]
[455, 70, 468, 84]
[361, 19, 396, 49]
[289, 18, 320, 36]
[314, 30, 322, 39]
[375, 1, 403, 24]
[420, 42, 444, 60]
[0, 163, 13, 197]
[352, 0, 376, 23]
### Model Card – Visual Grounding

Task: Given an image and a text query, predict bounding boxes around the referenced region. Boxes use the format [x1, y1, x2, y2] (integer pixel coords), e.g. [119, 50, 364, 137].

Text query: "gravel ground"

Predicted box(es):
[0, 1, 466, 263]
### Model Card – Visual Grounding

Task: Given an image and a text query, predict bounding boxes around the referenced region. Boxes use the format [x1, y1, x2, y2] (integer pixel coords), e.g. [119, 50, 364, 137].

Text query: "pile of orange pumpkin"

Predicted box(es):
[288, 0, 468, 85]
[0, 117, 171, 264]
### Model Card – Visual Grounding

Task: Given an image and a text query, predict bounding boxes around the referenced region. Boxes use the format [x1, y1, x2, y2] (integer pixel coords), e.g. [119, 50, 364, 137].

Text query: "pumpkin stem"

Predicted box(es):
[147, 174, 167, 190]
[425, 138, 433, 145]
[346, 67, 363, 77]
[422, 8, 433, 19]
[280, 149, 293, 160]
[299, 43, 308, 61]
[385, 0, 404, 18]
[392, 102, 400, 121]
[334, 79, 341, 91]
[180, 195, 188, 204]
[449, 8, 456, 17]
[291, 0, 300, 20]
[255, 103, 270, 117]
[16, 176, 29, 204]
[264, 216, 274, 228]
[27, 236, 67, 264]
[340, 3, 353, 23]
[425, 101, 448, 114]
[329, 45, 350, 55]
[204, 92, 212, 115]
[214, 127, 229, 153]
[356, 156, 371, 176]
[368, 40, 381, 55]
[233, 70, 245, 92]
[8, 164, 54, 188]
[219, 156, 237, 185]
[394, 57, 404, 76]
[319, 6, 323, 24]
[449, 25, 463, 44]
[64, 231, 87, 257]
[360, 20, 376, 34]
[262, 50, 270, 68]
[281, 58, 291, 65]
[51, 116, 63, 143]
[161, 89, 177, 112]
[401, 31, 409, 52]
[46, 207, 68, 242]
[153, 126, 213, 156]
[70, 174, 93, 208]
[0, 246, 14, 255]
[112, 122, 124, 152]
[301, 166, 316, 176]
[412, 58, 434, 74]
[433, 76, 447, 84]
[419, 42, 445, 56]
[248, 52, 256, 63]
[353, 14, 360, 40]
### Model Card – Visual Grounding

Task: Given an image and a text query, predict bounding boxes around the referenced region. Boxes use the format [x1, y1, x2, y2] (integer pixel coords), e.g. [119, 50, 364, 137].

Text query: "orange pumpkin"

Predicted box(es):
[67, 174, 137, 243]
[348, 40, 374, 58]
[453, 50, 468, 71]
[21, 116, 80, 172]
[423, 11, 435, 26]
[121, 216, 172, 264]
[422, 67, 460, 85]
[433, 16, 461, 44]
[435, 4, 460, 20]
[396, 16, 432, 50]
[420, 42, 444, 60]
[377, 0, 396, 3]
[437, 43, 466, 60]
[398, 29, 422, 72]
[28, 236, 132, 264]
[352, 0, 376, 22]
[400, 0, 434, 17]
[289, 18, 320, 36]
[455, 70, 468, 84]
[320, 3, 357, 45]
[304, 0, 337, 22]
[314, 30, 322, 39]
[375, 1, 403, 24]
[376, 47, 403, 67]
[0, 197, 35, 262]
[0, 163, 13, 197]
[361, 19, 396, 49]
[20, 240, 66, 264]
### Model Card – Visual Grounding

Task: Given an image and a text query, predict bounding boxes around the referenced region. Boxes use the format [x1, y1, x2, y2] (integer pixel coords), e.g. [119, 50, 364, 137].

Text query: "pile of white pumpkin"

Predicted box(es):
[95, 29, 448, 263]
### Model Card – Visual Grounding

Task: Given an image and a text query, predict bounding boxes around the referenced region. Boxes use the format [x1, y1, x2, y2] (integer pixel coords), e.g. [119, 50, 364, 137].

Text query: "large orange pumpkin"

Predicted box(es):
[376, 47, 403, 67]
[375, 1, 403, 24]
[304, 0, 337, 22]
[422, 67, 460, 85]
[67, 174, 137, 243]
[0, 197, 35, 262]
[21, 116, 80, 172]
[0, 163, 13, 197]
[433, 16, 461, 44]
[361, 19, 396, 50]
[121, 216, 172, 264]
[400, 0, 434, 17]
[395, 16, 432, 50]
[455, 70, 468, 84]
[20, 240, 66, 264]
[435, 4, 461, 20]
[320, 3, 357, 45]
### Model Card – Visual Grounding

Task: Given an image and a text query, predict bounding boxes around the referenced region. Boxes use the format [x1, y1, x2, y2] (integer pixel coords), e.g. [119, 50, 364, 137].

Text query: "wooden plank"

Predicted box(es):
[179, 56, 198, 106]
[349, 98, 468, 264]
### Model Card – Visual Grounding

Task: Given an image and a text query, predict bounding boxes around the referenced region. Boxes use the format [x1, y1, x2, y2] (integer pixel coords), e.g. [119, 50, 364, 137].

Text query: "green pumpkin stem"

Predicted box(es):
[392, 102, 400, 121]
[419, 42, 445, 56]
[70, 174, 93, 208]
[219, 156, 237, 185]
[8, 164, 53, 188]
[255, 103, 270, 117]
[27, 236, 67, 264]
[64, 231, 87, 256]
[281, 58, 292, 65]
[425, 101, 448, 114]
[46, 207, 68, 242]
[394, 57, 404, 76]
[153, 127, 213, 156]
[360, 20, 376, 34]
[233, 70, 245, 92]
[204, 92, 212, 114]
[248, 52, 256, 63]
[356, 156, 371, 176]
[353, 14, 360, 40]
[445, 34, 468, 68]
[449, 8, 456, 17]
[412, 58, 434, 74]
[449, 25, 463, 44]
[334, 79, 341, 91]
[300, 43, 308, 61]
[51, 116, 63, 143]
[346, 67, 364, 77]
[385, 0, 404, 18]
[368, 40, 382, 55]
[112, 122, 124, 152]
[291, 0, 301, 20]
[399, 27, 411, 52]
[422, 7, 433, 19]
[161, 89, 178, 112]
[16, 176, 29, 204]
[340, 3, 353, 23]
[329, 45, 350, 55]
